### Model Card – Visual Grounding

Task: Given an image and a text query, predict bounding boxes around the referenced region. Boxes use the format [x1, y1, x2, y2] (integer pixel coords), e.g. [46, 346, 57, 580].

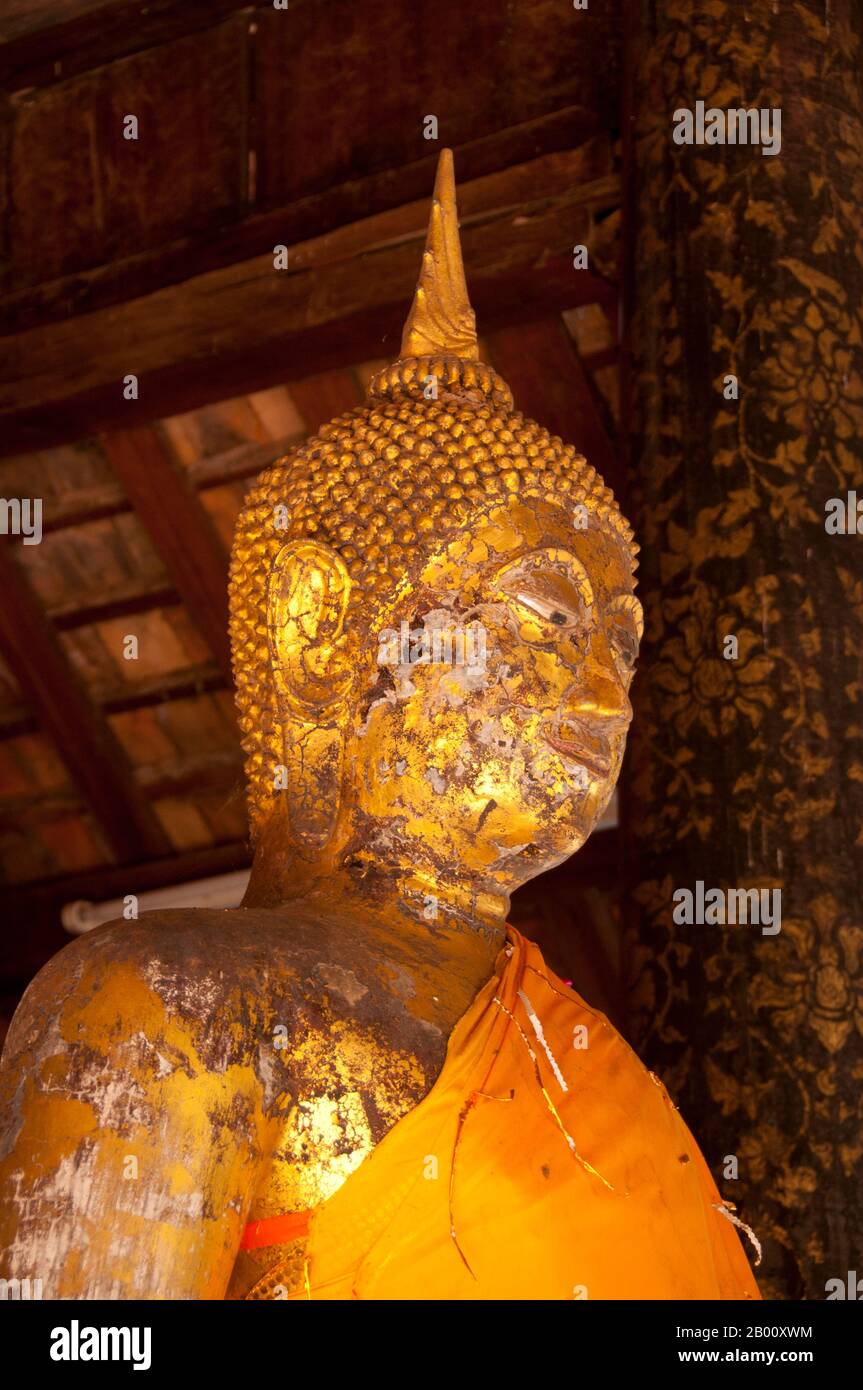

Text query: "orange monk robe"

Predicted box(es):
[249, 927, 761, 1300]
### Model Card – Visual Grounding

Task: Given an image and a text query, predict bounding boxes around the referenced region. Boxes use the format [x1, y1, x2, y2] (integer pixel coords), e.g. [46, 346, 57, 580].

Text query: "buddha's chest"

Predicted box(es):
[265, 1024, 436, 1210]
[227, 1009, 445, 1298]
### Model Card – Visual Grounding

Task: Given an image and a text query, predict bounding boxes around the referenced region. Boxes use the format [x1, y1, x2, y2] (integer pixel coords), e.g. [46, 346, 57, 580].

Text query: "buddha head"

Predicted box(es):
[229, 151, 641, 919]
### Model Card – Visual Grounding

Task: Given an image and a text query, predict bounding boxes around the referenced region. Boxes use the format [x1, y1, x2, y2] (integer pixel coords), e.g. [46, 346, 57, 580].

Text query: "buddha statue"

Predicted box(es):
[0, 152, 760, 1301]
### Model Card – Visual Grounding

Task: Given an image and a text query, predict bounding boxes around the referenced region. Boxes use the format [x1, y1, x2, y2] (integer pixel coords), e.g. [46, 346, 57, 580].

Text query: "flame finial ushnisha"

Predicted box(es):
[400, 148, 479, 361]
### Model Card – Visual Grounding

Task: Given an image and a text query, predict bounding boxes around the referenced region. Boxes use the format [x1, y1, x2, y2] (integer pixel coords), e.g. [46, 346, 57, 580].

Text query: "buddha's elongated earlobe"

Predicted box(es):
[267, 540, 354, 848]
[268, 539, 354, 718]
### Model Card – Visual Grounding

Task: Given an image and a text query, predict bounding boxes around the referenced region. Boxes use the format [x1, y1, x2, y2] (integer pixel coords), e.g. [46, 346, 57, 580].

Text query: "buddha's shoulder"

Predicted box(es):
[7, 904, 407, 1059]
[1, 909, 330, 1101]
[17, 905, 329, 1012]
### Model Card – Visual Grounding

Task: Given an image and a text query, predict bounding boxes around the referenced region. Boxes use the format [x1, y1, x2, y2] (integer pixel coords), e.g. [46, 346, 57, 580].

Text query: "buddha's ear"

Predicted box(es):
[267, 539, 354, 718]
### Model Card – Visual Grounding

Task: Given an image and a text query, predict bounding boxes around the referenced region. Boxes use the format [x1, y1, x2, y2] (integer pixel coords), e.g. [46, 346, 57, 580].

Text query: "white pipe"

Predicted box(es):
[61, 869, 251, 935]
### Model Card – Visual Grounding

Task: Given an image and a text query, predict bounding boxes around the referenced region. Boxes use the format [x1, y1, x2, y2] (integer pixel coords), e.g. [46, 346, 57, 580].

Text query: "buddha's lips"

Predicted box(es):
[542, 730, 612, 780]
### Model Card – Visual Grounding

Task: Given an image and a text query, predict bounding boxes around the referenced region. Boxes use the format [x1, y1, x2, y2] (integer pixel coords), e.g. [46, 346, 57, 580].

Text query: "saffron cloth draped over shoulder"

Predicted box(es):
[244, 928, 761, 1301]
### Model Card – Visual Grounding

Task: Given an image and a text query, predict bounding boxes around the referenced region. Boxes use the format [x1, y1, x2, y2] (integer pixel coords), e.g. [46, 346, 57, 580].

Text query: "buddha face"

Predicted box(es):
[343, 496, 642, 890]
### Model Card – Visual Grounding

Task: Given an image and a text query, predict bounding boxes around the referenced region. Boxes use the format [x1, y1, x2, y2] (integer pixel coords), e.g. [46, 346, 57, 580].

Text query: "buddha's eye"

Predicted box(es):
[607, 595, 643, 675]
[515, 591, 579, 628]
[610, 624, 638, 670]
[493, 558, 593, 644]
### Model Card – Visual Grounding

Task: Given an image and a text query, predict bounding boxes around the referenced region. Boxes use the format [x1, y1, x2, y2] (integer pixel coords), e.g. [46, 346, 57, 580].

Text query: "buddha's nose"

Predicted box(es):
[560, 631, 632, 736]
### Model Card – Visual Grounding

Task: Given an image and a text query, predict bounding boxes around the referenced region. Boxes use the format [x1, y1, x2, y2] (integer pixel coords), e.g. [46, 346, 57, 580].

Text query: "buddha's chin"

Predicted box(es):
[547, 772, 617, 851]
[493, 781, 614, 871]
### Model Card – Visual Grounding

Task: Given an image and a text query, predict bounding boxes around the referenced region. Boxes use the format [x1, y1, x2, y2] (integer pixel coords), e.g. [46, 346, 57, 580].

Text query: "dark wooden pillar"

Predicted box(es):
[622, 0, 863, 1298]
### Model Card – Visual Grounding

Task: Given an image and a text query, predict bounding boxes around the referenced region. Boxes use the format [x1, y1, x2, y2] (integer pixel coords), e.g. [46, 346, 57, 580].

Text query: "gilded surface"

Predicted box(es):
[400, 149, 480, 361]
[0, 152, 642, 1298]
[625, 0, 863, 1298]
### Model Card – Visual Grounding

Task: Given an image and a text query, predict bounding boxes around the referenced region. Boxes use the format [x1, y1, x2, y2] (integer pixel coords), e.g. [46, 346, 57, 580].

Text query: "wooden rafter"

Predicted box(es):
[0, 541, 172, 861]
[0, 0, 258, 83]
[3, 113, 603, 337]
[100, 426, 233, 681]
[0, 662, 227, 739]
[1, 0, 618, 330]
[35, 430, 305, 535]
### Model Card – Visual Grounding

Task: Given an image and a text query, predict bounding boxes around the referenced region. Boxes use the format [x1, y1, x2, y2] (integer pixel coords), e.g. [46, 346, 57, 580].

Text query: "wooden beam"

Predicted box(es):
[0, 0, 117, 47]
[188, 432, 303, 488]
[0, 152, 620, 456]
[1, 747, 245, 812]
[0, 0, 261, 86]
[97, 662, 225, 715]
[4, 113, 608, 336]
[0, 541, 172, 861]
[136, 748, 244, 801]
[485, 317, 625, 503]
[1, 0, 617, 322]
[52, 585, 180, 631]
[0, 662, 227, 739]
[3, 15, 251, 303]
[101, 426, 233, 681]
[0, 430, 302, 643]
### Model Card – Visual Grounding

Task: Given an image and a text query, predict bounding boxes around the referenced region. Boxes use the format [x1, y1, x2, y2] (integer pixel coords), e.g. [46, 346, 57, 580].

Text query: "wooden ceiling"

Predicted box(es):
[0, 0, 624, 1000]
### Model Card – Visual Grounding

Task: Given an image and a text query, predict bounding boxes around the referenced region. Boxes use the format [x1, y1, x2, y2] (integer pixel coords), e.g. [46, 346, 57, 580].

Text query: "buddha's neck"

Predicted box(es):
[243, 818, 511, 1018]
